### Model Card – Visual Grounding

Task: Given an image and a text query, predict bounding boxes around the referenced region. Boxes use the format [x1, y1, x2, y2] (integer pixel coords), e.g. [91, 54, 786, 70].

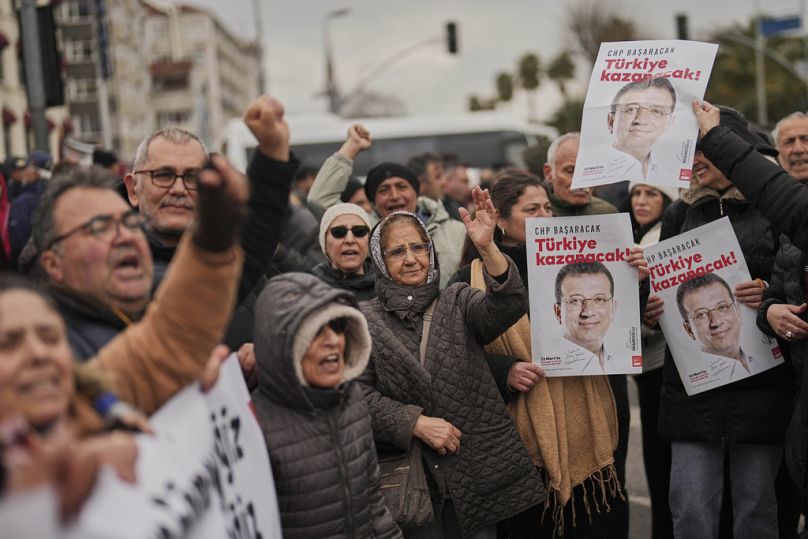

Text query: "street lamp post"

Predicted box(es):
[322, 8, 350, 114]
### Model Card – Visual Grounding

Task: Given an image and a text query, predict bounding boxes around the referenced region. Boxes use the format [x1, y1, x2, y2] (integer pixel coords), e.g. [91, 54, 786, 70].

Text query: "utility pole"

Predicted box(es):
[19, 0, 48, 151]
[252, 0, 266, 94]
[322, 8, 350, 114]
[755, 17, 768, 126]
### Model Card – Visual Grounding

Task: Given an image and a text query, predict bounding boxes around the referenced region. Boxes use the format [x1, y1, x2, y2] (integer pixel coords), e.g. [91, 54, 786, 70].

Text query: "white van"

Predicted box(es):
[216, 111, 556, 175]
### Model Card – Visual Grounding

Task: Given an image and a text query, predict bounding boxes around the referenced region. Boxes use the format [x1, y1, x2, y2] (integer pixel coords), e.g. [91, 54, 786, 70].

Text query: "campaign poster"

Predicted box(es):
[571, 40, 718, 190]
[526, 213, 642, 376]
[72, 355, 283, 539]
[648, 218, 783, 395]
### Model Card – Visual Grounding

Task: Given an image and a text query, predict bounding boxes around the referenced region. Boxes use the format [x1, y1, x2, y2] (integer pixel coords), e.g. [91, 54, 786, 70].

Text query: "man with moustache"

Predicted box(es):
[773, 111, 808, 181]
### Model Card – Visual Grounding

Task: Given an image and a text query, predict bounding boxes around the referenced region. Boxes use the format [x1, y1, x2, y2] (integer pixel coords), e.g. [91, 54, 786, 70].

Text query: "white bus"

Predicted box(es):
[217, 111, 556, 175]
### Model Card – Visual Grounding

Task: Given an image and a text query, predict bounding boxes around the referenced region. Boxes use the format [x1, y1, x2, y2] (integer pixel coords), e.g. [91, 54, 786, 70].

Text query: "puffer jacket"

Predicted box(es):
[357, 213, 545, 536]
[311, 259, 376, 302]
[657, 185, 792, 444]
[252, 272, 401, 539]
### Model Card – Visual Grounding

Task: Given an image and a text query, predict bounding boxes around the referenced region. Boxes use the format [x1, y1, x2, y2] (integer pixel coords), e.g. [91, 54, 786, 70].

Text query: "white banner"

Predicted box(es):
[526, 213, 642, 376]
[649, 218, 783, 395]
[72, 355, 282, 539]
[572, 40, 718, 189]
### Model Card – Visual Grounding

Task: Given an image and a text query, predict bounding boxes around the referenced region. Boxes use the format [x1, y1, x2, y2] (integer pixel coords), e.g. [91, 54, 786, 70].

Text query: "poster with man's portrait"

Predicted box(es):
[649, 218, 783, 395]
[526, 213, 642, 376]
[571, 40, 718, 190]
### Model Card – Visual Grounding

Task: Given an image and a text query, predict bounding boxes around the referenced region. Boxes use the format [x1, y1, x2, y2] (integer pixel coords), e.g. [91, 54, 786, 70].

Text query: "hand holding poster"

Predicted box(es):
[648, 218, 782, 395]
[571, 40, 718, 189]
[526, 213, 642, 376]
[71, 355, 282, 539]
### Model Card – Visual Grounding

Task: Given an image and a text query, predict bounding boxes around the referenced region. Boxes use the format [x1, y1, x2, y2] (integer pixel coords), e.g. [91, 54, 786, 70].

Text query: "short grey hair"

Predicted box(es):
[131, 127, 208, 171]
[546, 132, 580, 171]
[32, 165, 120, 252]
[772, 111, 808, 148]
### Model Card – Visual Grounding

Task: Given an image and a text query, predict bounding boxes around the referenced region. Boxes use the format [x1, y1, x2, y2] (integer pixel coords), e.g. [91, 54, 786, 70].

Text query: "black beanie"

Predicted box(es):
[340, 177, 364, 203]
[364, 162, 419, 203]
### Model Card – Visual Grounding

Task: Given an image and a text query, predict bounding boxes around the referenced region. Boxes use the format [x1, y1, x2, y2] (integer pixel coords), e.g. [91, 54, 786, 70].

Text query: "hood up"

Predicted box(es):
[253, 272, 371, 411]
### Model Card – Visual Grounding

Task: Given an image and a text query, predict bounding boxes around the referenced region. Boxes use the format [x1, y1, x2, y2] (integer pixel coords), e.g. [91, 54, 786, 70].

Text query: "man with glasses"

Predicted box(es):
[605, 77, 677, 183]
[554, 262, 617, 374]
[32, 96, 296, 359]
[34, 166, 156, 359]
[308, 124, 466, 288]
[677, 273, 759, 382]
[124, 96, 298, 295]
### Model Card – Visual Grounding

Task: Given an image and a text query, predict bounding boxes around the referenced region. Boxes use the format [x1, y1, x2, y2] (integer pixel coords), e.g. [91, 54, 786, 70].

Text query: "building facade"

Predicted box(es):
[144, 2, 260, 147]
[0, 0, 66, 160]
[55, 0, 152, 159]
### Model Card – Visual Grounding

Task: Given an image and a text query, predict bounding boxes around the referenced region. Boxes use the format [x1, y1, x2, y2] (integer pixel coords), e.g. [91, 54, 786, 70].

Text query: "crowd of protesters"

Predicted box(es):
[4, 85, 808, 539]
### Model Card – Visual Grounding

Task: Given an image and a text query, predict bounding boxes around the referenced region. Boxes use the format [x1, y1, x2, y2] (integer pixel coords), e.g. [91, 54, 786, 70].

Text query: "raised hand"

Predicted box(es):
[244, 95, 290, 162]
[194, 154, 250, 251]
[459, 186, 508, 276]
[691, 99, 721, 138]
[459, 186, 497, 251]
[339, 124, 372, 160]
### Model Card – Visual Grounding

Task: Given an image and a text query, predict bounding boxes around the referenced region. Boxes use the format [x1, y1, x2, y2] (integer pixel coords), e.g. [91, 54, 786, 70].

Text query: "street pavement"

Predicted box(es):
[626, 377, 652, 538]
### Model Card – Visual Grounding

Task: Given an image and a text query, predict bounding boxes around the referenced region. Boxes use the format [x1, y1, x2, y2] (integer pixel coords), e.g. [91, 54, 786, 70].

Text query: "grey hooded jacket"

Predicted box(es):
[252, 272, 401, 539]
[357, 212, 546, 536]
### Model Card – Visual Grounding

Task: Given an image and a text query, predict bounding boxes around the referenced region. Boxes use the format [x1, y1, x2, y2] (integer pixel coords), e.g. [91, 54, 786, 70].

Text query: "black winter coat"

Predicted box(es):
[758, 235, 805, 382]
[700, 124, 808, 493]
[357, 257, 546, 536]
[50, 286, 130, 361]
[252, 272, 401, 539]
[658, 185, 792, 444]
[311, 259, 376, 302]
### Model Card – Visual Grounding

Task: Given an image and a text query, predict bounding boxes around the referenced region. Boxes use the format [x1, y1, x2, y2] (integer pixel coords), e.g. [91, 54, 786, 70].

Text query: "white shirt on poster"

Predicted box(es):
[561, 337, 614, 375]
[604, 145, 662, 183]
[702, 349, 761, 385]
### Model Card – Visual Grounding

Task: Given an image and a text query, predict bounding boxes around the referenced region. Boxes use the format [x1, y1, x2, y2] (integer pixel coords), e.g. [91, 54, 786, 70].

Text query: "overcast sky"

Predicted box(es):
[184, 0, 803, 121]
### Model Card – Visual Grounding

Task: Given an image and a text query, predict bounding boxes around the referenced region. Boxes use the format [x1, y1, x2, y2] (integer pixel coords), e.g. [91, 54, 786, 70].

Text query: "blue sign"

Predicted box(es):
[759, 16, 802, 38]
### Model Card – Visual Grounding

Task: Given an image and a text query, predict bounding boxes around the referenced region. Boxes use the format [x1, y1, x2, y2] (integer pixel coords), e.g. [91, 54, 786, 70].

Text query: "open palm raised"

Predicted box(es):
[459, 186, 497, 251]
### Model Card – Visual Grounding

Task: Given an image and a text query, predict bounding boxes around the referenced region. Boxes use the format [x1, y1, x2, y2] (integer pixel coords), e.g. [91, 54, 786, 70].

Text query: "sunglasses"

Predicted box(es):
[318, 317, 349, 336]
[329, 225, 369, 239]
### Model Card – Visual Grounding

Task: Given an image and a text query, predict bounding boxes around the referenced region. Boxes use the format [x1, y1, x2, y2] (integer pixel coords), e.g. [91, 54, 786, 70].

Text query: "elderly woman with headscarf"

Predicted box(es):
[312, 203, 376, 301]
[357, 186, 545, 539]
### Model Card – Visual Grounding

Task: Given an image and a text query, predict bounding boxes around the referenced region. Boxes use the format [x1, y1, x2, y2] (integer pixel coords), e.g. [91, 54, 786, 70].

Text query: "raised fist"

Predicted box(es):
[244, 95, 290, 162]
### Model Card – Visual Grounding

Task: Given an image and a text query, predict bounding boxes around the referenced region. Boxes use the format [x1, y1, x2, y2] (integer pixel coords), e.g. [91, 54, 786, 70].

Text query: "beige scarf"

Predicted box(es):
[471, 259, 620, 525]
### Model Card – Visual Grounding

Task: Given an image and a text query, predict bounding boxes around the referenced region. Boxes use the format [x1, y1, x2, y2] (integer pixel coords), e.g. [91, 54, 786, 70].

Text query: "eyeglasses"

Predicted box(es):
[559, 294, 613, 310]
[46, 211, 146, 250]
[329, 225, 369, 239]
[383, 242, 430, 260]
[614, 103, 672, 119]
[133, 168, 200, 191]
[687, 301, 735, 325]
[317, 317, 349, 336]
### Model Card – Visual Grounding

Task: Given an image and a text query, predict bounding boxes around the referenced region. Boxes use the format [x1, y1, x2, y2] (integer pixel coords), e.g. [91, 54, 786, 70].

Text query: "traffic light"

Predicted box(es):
[446, 21, 458, 54]
[676, 14, 689, 40]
